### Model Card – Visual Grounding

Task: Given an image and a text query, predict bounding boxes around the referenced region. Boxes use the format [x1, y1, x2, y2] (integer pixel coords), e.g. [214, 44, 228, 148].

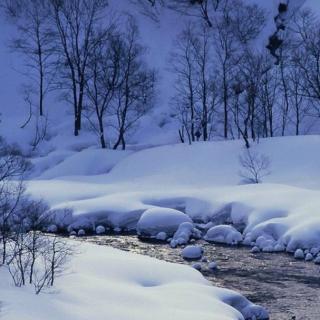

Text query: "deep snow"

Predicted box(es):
[0, 242, 268, 320]
[25, 136, 320, 258]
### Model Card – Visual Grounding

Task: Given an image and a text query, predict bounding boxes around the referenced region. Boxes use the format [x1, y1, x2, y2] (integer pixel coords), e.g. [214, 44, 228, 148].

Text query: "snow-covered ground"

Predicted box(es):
[25, 135, 320, 258]
[0, 242, 268, 320]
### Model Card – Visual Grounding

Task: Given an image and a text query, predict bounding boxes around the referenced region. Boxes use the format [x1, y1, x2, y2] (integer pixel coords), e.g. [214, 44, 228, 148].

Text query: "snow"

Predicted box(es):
[204, 225, 243, 245]
[32, 148, 132, 179]
[95, 225, 106, 235]
[137, 207, 192, 238]
[24, 135, 320, 257]
[0, 242, 268, 320]
[294, 249, 305, 259]
[182, 245, 204, 260]
[170, 222, 201, 247]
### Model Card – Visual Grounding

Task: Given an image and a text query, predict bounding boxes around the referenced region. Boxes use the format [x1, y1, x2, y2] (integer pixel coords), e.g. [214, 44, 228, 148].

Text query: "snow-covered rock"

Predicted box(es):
[310, 247, 320, 256]
[251, 246, 260, 253]
[305, 253, 313, 261]
[294, 249, 304, 259]
[156, 231, 167, 241]
[137, 208, 192, 238]
[274, 243, 286, 252]
[77, 229, 86, 237]
[208, 261, 218, 271]
[314, 256, 320, 265]
[170, 222, 201, 247]
[182, 245, 203, 260]
[96, 225, 106, 235]
[204, 225, 242, 245]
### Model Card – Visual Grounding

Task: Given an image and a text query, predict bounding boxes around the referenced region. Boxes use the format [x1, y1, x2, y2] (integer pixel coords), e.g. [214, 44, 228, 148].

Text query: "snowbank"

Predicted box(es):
[0, 242, 268, 320]
[26, 136, 320, 257]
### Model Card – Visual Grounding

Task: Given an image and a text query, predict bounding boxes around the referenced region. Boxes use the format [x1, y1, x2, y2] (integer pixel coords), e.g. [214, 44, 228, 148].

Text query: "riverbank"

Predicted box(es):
[80, 234, 320, 320]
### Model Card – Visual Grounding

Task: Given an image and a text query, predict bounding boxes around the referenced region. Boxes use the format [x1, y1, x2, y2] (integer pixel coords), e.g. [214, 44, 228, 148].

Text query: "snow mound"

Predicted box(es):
[137, 207, 192, 237]
[36, 149, 131, 179]
[182, 245, 203, 260]
[205, 225, 243, 245]
[170, 222, 201, 247]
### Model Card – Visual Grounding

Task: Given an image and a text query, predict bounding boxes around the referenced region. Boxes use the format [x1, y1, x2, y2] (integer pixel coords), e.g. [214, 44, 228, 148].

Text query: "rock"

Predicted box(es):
[182, 245, 203, 260]
[69, 230, 77, 236]
[96, 225, 106, 235]
[294, 249, 304, 259]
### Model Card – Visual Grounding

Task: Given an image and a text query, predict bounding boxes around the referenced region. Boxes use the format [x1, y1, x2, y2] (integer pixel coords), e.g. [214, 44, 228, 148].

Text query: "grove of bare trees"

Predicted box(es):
[138, 0, 320, 148]
[2, 0, 156, 149]
[3, 0, 320, 149]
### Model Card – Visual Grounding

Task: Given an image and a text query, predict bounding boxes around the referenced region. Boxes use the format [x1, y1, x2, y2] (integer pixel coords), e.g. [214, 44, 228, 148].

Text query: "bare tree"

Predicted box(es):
[238, 149, 271, 184]
[171, 23, 218, 143]
[85, 32, 121, 148]
[50, 0, 111, 136]
[0, 139, 30, 265]
[110, 18, 156, 150]
[170, 25, 199, 144]
[2, 0, 55, 118]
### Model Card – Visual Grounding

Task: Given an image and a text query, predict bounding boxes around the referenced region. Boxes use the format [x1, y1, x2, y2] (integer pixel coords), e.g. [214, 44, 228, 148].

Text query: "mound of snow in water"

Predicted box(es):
[137, 208, 192, 237]
[182, 245, 203, 260]
[170, 222, 201, 247]
[205, 225, 243, 245]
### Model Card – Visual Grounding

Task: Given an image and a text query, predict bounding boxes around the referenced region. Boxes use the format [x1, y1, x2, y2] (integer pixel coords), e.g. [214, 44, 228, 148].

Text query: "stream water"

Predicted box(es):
[79, 234, 320, 320]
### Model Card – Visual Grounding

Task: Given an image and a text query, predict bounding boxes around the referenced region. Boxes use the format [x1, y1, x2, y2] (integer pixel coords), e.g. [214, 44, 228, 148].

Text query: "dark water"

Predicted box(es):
[80, 235, 320, 320]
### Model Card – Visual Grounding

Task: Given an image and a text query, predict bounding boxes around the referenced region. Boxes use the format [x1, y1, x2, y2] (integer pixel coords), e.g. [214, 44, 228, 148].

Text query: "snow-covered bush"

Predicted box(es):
[238, 149, 271, 184]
